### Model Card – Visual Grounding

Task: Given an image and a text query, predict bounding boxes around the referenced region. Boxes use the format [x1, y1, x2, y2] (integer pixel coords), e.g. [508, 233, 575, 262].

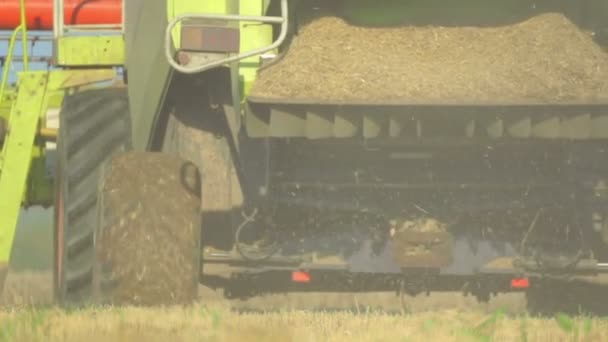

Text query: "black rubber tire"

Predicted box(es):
[161, 78, 243, 252]
[92, 152, 202, 306]
[53, 87, 132, 305]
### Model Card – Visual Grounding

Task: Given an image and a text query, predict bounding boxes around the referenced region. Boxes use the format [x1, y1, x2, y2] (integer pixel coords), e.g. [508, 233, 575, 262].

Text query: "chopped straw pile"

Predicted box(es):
[251, 13, 608, 103]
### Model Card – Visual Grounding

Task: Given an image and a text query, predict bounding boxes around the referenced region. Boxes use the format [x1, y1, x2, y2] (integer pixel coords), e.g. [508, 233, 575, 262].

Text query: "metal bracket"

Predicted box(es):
[52, 0, 124, 67]
[53, 0, 124, 38]
[165, 0, 288, 74]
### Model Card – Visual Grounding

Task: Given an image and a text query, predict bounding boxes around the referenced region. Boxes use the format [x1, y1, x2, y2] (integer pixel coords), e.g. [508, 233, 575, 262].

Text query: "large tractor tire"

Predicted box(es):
[161, 76, 243, 251]
[92, 152, 202, 306]
[54, 88, 203, 306]
[54, 88, 132, 305]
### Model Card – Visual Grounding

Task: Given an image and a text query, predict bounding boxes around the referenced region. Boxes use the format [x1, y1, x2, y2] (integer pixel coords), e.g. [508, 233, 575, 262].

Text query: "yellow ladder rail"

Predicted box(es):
[0, 0, 29, 103]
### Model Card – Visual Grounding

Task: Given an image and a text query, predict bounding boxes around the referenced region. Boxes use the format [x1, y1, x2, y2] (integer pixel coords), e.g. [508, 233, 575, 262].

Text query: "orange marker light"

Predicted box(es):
[511, 277, 530, 289]
[292, 271, 311, 283]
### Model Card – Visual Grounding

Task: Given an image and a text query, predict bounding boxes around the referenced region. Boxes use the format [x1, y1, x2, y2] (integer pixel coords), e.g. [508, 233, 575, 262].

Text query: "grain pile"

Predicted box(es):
[394, 218, 447, 234]
[251, 13, 608, 103]
[390, 218, 453, 267]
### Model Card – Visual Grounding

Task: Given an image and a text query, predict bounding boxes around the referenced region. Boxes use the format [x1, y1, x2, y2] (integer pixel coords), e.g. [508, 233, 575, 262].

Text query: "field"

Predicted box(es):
[1, 272, 608, 341]
[1, 209, 608, 341]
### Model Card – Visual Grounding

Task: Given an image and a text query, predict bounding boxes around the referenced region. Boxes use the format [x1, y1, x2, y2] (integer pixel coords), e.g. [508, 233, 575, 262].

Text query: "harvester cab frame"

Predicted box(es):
[1, 0, 608, 309]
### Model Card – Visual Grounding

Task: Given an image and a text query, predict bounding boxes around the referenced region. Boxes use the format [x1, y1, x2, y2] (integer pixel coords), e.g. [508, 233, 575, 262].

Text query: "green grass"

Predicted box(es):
[0, 305, 607, 342]
[5, 210, 608, 341]
[2, 272, 608, 341]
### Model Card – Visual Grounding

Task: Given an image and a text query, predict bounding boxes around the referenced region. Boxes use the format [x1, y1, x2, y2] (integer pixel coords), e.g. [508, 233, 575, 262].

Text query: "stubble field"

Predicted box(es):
[1, 271, 608, 341]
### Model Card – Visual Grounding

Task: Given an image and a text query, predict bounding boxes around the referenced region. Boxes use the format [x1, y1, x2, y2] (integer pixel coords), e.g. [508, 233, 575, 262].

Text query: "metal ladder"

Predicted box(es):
[0, 0, 30, 106]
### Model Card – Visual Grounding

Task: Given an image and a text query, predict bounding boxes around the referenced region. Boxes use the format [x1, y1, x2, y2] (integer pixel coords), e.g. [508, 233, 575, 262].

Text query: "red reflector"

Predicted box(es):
[511, 277, 530, 289]
[291, 271, 311, 283]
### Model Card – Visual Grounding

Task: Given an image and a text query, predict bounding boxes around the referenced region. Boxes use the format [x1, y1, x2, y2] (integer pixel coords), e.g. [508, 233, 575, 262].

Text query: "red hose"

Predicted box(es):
[0, 0, 122, 30]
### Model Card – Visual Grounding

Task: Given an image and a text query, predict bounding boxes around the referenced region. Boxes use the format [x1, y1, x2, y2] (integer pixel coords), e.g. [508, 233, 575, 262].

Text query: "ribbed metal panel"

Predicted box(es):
[246, 102, 608, 140]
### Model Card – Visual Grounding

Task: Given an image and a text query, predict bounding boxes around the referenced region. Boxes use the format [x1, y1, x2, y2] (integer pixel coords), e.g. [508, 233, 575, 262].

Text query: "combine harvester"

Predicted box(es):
[2, 0, 608, 308]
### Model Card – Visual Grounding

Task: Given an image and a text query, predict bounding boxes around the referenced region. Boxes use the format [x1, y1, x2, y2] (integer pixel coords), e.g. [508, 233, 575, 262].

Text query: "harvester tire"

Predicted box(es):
[54, 87, 132, 305]
[92, 152, 202, 306]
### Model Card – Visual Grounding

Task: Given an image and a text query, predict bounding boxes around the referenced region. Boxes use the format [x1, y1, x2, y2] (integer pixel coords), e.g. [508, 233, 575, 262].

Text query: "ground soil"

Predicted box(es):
[251, 13, 608, 103]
